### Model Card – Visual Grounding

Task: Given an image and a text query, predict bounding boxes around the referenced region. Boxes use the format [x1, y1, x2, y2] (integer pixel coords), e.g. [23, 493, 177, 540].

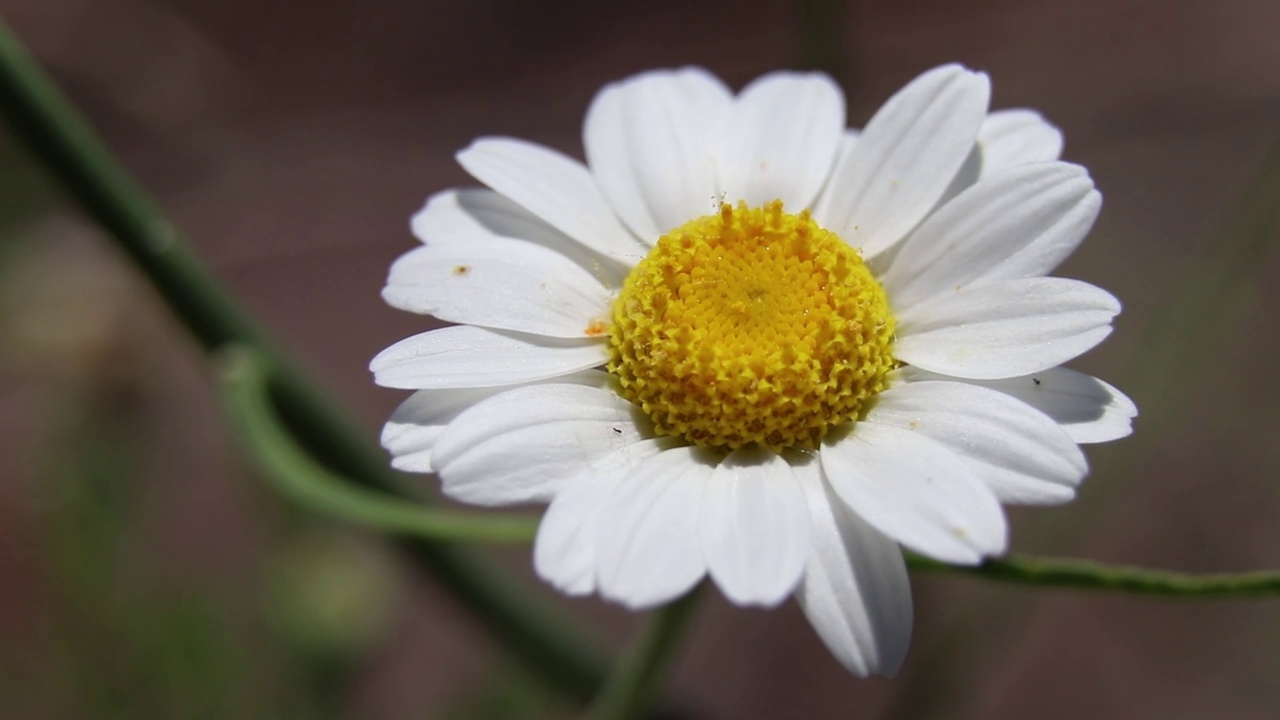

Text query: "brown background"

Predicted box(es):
[2, 0, 1280, 717]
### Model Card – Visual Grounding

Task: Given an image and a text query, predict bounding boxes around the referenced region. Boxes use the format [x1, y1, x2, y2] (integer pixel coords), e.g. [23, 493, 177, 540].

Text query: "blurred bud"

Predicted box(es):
[1, 228, 134, 390]
[263, 529, 401, 661]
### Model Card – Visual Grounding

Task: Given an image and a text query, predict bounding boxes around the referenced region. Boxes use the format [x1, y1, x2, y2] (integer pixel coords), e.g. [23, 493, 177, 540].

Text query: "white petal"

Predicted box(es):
[821, 421, 1007, 564]
[432, 384, 645, 506]
[979, 109, 1064, 177]
[896, 277, 1121, 380]
[410, 189, 494, 245]
[795, 464, 912, 677]
[882, 163, 1101, 308]
[584, 68, 731, 242]
[379, 370, 610, 474]
[596, 446, 714, 608]
[411, 188, 562, 248]
[900, 366, 1137, 444]
[457, 138, 648, 265]
[534, 439, 667, 596]
[814, 64, 991, 258]
[382, 238, 611, 338]
[932, 144, 983, 211]
[370, 325, 608, 389]
[381, 386, 504, 474]
[718, 72, 844, 210]
[410, 188, 630, 285]
[699, 447, 810, 607]
[868, 381, 1087, 505]
[833, 129, 859, 165]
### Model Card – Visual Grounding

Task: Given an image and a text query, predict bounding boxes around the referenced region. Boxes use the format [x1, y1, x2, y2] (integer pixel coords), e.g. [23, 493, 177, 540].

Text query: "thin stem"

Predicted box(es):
[218, 346, 540, 544]
[584, 587, 702, 720]
[908, 553, 1280, 598]
[0, 17, 606, 701]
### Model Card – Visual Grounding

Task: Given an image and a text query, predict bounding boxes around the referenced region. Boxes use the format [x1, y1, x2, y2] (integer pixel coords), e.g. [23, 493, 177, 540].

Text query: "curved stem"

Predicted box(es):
[0, 17, 606, 701]
[584, 587, 702, 720]
[218, 346, 540, 544]
[908, 553, 1280, 597]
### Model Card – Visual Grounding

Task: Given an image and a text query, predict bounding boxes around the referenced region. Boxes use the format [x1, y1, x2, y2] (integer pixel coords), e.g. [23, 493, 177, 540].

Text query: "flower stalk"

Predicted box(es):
[909, 553, 1280, 597]
[218, 345, 542, 544]
[0, 15, 607, 702]
[585, 587, 703, 720]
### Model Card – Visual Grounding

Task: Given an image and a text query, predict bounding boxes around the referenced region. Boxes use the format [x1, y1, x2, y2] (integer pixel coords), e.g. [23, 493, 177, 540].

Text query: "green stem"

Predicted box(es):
[0, 17, 606, 701]
[908, 553, 1280, 597]
[218, 346, 540, 544]
[584, 587, 702, 720]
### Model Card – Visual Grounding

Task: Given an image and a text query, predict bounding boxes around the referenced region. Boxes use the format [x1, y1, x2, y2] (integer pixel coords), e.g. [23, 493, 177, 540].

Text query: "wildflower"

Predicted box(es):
[372, 65, 1135, 675]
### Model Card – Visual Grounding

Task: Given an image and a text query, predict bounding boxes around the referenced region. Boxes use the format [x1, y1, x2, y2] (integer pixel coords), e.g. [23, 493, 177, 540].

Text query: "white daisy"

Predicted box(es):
[371, 64, 1136, 677]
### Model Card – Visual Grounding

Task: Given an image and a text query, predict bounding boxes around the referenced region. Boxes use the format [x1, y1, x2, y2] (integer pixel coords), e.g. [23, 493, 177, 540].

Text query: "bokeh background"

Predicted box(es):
[2, 0, 1280, 717]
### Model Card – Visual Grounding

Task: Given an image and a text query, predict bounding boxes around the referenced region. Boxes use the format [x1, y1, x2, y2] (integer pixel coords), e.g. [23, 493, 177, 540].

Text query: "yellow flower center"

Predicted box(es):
[607, 201, 896, 452]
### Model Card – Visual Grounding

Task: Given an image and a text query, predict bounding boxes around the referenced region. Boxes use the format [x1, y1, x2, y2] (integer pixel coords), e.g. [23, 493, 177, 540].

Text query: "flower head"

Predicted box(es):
[371, 64, 1136, 676]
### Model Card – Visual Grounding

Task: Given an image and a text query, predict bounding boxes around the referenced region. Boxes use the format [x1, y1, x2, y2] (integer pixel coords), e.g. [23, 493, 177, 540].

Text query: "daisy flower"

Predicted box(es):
[371, 64, 1136, 676]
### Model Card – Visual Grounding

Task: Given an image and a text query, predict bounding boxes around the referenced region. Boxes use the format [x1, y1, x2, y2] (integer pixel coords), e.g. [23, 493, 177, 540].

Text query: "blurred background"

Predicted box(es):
[2, 0, 1279, 717]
